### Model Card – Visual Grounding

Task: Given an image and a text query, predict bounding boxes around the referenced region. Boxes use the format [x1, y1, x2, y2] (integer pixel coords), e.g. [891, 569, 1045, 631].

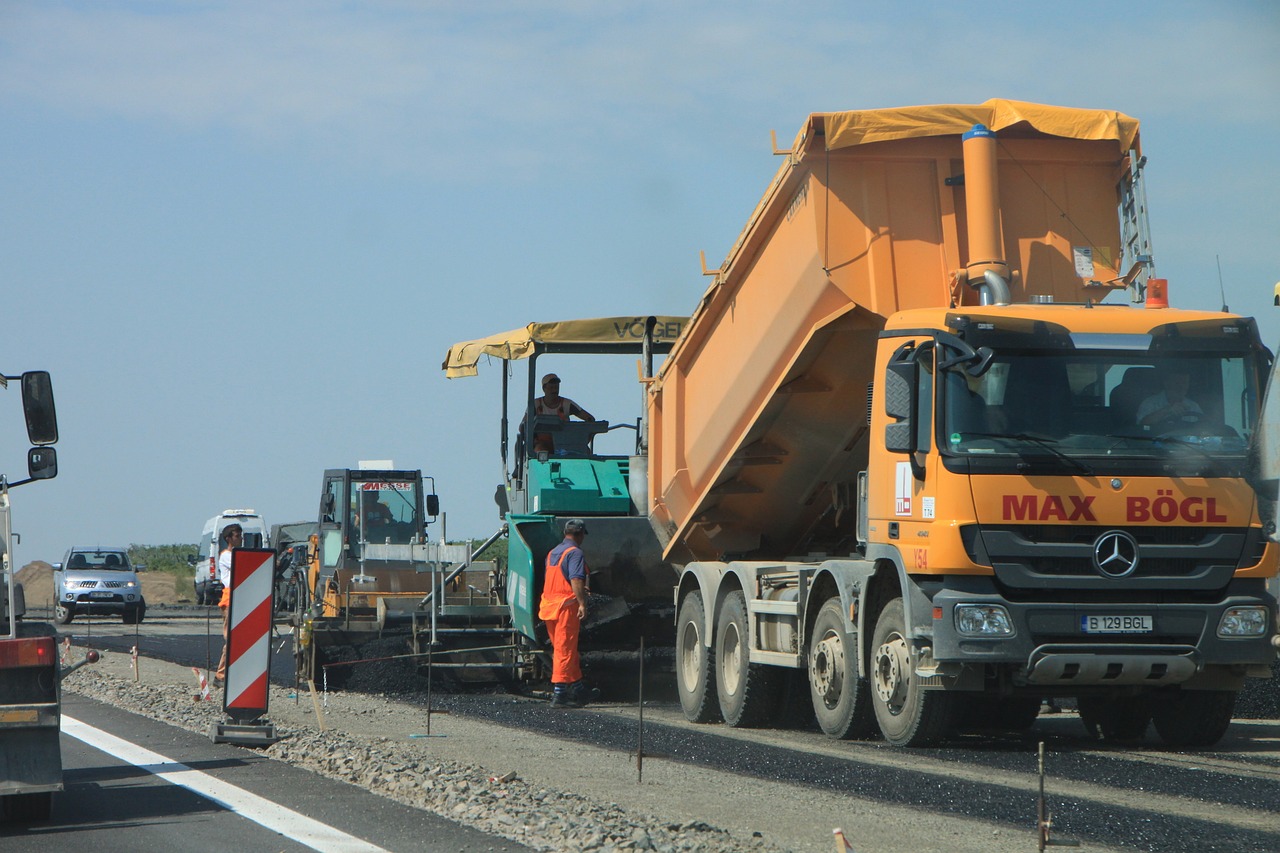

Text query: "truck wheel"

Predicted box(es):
[54, 603, 74, 625]
[808, 598, 874, 739]
[1078, 695, 1152, 742]
[715, 590, 778, 727]
[123, 604, 145, 625]
[1152, 690, 1236, 748]
[3, 791, 53, 822]
[676, 591, 720, 723]
[870, 597, 954, 747]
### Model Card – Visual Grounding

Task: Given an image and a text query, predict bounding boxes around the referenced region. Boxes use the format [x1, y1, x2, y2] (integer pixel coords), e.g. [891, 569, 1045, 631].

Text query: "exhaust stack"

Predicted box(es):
[962, 123, 1011, 306]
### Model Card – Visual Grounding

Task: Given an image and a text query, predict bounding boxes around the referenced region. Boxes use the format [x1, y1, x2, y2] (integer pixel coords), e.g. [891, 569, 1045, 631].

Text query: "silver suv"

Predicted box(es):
[52, 547, 146, 625]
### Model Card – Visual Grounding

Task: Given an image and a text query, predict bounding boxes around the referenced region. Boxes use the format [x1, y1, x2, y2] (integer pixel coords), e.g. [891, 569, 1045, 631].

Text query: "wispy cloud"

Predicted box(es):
[2, 2, 1276, 178]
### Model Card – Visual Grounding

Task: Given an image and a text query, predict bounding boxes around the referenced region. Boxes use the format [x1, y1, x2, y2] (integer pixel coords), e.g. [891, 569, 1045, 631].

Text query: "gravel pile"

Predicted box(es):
[63, 667, 780, 853]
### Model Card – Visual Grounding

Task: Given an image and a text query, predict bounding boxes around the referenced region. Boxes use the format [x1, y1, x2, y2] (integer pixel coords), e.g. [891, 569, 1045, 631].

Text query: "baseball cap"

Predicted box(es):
[564, 518, 589, 535]
[542, 373, 561, 388]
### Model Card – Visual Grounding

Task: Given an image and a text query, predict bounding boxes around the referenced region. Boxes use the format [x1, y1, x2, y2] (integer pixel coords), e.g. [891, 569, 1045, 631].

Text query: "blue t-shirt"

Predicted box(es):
[547, 538, 587, 583]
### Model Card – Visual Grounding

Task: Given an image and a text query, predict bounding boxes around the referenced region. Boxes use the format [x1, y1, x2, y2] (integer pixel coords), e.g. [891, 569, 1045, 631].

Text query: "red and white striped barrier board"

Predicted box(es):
[223, 548, 275, 721]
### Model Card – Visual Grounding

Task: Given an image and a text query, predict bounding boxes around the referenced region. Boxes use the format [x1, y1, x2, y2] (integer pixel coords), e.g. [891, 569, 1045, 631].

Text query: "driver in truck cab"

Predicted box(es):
[1137, 365, 1202, 429]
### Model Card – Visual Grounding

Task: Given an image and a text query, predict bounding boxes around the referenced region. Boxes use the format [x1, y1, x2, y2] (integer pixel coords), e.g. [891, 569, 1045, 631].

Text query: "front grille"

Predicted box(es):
[973, 525, 1255, 592]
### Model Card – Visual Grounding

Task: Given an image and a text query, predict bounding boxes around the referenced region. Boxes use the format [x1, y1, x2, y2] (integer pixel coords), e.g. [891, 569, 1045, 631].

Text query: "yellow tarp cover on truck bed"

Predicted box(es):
[816, 98, 1140, 153]
[443, 316, 687, 378]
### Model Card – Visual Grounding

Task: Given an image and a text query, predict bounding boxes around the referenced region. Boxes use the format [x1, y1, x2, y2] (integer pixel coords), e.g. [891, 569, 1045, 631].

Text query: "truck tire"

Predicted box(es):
[1078, 695, 1152, 743]
[1152, 690, 1236, 748]
[870, 597, 955, 747]
[123, 604, 145, 625]
[675, 591, 720, 723]
[3, 791, 53, 822]
[54, 603, 74, 625]
[808, 597, 874, 739]
[715, 590, 778, 727]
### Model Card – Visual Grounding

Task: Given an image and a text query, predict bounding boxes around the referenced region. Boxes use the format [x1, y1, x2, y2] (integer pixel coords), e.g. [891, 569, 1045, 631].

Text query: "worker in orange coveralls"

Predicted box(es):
[538, 518, 599, 708]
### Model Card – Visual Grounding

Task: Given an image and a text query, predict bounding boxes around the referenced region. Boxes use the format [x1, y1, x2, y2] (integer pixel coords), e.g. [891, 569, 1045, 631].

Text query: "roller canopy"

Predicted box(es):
[811, 98, 1140, 154]
[443, 316, 687, 378]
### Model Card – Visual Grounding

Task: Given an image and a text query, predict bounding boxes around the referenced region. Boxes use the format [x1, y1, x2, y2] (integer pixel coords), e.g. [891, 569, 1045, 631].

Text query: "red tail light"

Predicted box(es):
[0, 636, 56, 668]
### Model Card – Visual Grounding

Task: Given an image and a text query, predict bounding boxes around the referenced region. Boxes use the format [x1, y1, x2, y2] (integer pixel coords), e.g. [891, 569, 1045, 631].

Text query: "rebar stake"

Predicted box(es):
[636, 636, 645, 784]
[1037, 740, 1079, 850]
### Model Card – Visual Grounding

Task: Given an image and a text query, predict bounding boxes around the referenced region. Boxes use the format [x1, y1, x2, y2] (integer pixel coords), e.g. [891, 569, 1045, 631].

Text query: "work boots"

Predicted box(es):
[549, 681, 601, 709]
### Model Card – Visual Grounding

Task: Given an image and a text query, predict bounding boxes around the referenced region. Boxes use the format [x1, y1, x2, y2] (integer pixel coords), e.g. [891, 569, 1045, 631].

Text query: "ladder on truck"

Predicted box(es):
[1119, 148, 1155, 301]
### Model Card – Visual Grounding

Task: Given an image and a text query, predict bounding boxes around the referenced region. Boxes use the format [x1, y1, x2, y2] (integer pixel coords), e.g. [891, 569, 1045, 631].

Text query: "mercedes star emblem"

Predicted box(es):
[1093, 530, 1140, 578]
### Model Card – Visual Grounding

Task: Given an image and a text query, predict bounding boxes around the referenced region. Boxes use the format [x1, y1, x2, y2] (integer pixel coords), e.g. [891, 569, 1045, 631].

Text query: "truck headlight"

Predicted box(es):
[954, 604, 1014, 637]
[1217, 607, 1268, 637]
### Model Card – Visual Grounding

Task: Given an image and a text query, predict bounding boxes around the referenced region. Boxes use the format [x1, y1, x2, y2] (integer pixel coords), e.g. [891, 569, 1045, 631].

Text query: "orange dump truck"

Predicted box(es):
[650, 100, 1278, 746]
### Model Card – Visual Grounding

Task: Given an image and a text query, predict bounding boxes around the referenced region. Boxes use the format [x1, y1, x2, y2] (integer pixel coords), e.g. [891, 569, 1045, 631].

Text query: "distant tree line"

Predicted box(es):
[128, 544, 197, 577]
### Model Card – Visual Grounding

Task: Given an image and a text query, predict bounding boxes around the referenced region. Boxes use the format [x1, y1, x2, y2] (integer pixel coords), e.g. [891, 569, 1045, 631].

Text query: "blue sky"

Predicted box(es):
[2, 1, 1278, 563]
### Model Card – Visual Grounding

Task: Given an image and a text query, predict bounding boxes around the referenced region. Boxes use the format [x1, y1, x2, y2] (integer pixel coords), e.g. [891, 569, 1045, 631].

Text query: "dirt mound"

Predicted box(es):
[15, 561, 188, 607]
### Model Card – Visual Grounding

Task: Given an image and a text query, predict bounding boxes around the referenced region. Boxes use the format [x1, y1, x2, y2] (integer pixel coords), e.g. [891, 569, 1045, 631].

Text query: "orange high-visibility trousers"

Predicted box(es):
[545, 602, 582, 684]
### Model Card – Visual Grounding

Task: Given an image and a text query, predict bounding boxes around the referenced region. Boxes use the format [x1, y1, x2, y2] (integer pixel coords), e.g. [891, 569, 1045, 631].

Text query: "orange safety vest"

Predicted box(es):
[538, 544, 581, 620]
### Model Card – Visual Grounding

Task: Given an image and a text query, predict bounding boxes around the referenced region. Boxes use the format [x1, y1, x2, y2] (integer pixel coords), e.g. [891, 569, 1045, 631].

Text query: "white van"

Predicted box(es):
[189, 509, 269, 605]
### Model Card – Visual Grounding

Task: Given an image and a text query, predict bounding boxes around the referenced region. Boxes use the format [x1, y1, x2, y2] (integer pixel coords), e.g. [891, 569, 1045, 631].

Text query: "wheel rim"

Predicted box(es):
[679, 618, 702, 690]
[810, 631, 843, 708]
[873, 633, 910, 714]
[721, 620, 742, 696]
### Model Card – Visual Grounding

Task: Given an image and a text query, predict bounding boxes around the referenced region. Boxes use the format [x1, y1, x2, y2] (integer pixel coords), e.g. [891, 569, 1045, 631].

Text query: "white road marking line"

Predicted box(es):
[62, 715, 388, 853]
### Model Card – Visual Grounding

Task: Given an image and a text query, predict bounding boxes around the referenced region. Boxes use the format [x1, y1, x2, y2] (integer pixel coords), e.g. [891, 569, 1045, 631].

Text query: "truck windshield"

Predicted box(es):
[941, 350, 1261, 461]
[348, 480, 421, 544]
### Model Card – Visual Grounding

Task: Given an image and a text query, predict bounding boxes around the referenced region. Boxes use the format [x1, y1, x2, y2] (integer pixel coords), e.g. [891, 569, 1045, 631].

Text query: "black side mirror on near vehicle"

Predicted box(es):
[27, 447, 56, 480]
[9, 446, 57, 488]
[426, 494, 440, 517]
[20, 371, 58, 446]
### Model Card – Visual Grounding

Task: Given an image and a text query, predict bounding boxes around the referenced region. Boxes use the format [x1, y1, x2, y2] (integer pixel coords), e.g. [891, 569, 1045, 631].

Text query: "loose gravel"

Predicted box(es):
[63, 661, 784, 853]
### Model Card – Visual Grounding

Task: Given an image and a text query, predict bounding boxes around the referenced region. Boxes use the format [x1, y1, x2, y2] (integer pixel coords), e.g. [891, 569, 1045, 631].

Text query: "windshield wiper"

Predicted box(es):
[959, 432, 1094, 475]
[1105, 433, 1224, 474]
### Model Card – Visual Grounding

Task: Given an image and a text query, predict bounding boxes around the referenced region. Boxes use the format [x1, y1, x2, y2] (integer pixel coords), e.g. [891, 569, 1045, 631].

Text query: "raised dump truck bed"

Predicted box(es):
[648, 100, 1143, 564]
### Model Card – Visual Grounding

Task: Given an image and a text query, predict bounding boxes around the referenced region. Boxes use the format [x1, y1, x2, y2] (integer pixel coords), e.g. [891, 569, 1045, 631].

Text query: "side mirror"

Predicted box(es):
[52, 562, 63, 572]
[20, 371, 58, 446]
[426, 494, 440, 517]
[884, 345, 919, 454]
[9, 446, 57, 487]
[27, 446, 57, 481]
[186, 554, 198, 565]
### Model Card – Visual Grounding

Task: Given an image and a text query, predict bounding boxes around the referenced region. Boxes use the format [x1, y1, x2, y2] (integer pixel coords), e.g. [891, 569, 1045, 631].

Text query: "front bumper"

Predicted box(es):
[930, 577, 1276, 687]
[66, 592, 143, 614]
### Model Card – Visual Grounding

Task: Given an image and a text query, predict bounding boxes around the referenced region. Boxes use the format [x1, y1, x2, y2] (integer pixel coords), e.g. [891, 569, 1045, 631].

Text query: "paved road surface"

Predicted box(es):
[1, 690, 530, 852]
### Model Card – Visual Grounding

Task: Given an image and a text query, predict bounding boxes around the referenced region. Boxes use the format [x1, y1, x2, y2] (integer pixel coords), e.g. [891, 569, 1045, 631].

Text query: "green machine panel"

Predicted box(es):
[525, 458, 632, 515]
